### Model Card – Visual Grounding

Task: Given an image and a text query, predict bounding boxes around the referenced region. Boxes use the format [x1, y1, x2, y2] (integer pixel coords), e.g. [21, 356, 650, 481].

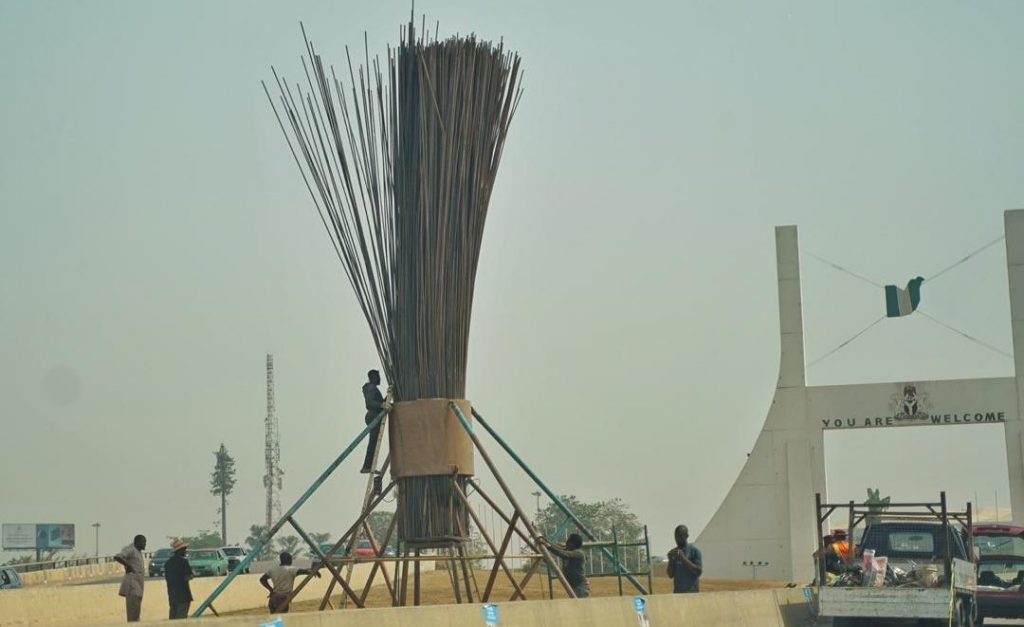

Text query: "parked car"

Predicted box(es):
[188, 549, 229, 576]
[0, 567, 23, 590]
[219, 546, 250, 574]
[974, 524, 1024, 623]
[354, 539, 376, 561]
[148, 548, 173, 577]
[310, 540, 379, 568]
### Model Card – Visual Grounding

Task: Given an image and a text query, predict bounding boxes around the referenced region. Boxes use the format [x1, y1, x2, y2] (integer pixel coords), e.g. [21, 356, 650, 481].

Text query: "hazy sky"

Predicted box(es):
[2, 0, 1024, 563]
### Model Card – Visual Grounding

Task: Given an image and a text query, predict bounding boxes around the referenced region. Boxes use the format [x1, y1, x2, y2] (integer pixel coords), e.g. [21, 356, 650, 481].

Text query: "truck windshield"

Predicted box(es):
[976, 534, 1024, 557]
[889, 532, 935, 553]
[860, 522, 965, 560]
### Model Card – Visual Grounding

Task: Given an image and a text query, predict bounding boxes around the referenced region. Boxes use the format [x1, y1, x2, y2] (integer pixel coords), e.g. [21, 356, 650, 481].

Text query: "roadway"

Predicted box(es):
[818, 620, 1024, 625]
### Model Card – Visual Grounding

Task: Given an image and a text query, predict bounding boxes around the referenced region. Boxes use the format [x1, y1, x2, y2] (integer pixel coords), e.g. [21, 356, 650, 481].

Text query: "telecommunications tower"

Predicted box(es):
[263, 354, 283, 528]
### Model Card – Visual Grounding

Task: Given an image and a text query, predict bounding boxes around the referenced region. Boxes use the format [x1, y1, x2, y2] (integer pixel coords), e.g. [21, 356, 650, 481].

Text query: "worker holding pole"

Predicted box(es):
[539, 534, 590, 598]
[259, 552, 321, 613]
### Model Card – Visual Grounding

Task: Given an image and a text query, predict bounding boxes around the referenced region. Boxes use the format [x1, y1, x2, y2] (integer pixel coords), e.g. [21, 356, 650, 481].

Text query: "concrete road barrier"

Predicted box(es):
[0, 563, 394, 626]
[80, 586, 809, 627]
[19, 562, 127, 587]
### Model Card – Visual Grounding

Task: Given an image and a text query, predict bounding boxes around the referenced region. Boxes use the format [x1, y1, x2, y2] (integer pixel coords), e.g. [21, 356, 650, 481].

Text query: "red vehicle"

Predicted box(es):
[353, 539, 377, 561]
[974, 524, 1024, 624]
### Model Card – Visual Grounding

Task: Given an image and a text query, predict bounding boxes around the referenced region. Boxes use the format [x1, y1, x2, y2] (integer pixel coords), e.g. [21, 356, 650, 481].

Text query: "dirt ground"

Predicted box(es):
[225, 568, 790, 616]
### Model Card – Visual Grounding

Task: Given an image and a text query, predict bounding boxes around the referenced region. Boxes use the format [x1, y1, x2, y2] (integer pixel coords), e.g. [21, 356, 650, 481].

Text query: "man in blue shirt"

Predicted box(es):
[667, 524, 702, 593]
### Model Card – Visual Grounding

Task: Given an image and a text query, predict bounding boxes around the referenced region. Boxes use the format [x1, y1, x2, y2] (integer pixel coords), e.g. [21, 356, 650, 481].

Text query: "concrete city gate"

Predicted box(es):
[696, 209, 1024, 582]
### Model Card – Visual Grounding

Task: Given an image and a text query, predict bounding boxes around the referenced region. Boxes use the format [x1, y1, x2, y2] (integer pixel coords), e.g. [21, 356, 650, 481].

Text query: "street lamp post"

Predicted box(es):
[92, 523, 101, 559]
[742, 560, 769, 579]
[530, 491, 543, 534]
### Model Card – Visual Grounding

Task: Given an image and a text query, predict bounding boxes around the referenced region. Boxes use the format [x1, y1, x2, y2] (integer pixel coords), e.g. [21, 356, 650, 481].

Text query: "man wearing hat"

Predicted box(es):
[164, 539, 193, 620]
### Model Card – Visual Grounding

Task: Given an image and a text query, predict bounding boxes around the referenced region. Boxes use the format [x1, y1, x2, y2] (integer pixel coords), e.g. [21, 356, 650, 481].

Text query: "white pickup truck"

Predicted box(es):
[815, 494, 978, 627]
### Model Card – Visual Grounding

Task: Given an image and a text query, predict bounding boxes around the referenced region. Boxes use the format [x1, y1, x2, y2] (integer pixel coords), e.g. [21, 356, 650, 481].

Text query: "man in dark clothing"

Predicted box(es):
[667, 524, 702, 593]
[360, 369, 391, 473]
[540, 533, 590, 598]
[164, 539, 193, 619]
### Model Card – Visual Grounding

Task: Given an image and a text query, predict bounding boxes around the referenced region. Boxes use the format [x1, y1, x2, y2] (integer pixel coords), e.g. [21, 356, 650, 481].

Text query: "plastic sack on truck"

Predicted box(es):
[861, 550, 888, 587]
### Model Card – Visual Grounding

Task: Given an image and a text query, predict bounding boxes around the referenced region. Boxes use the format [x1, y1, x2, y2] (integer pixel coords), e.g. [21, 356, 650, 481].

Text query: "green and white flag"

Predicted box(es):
[885, 277, 924, 317]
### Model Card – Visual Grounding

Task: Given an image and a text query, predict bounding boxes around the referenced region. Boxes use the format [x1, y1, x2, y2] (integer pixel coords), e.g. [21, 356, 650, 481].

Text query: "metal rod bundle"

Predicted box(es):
[398, 475, 471, 544]
[265, 15, 522, 544]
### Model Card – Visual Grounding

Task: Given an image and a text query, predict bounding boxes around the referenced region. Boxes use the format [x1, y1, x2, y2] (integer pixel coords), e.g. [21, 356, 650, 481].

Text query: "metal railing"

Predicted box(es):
[10, 555, 120, 573]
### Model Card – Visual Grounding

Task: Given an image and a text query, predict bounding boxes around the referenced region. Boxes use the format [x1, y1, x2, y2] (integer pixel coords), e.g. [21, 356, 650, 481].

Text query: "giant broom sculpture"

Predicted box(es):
[266, 19, 520, 551]
[192, 15, 647, 615]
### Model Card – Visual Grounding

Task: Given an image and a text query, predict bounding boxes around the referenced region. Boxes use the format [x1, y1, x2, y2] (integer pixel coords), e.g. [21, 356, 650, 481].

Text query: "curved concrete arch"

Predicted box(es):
[696, 211, 1024, 582]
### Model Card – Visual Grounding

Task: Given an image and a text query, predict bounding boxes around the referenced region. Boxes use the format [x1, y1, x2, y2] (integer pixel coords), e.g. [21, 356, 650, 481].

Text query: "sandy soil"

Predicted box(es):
[224, 568, 790, 616]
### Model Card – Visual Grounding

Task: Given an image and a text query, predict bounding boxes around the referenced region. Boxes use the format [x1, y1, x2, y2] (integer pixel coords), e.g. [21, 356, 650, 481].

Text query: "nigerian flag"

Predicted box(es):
[885, 277, 924, 317]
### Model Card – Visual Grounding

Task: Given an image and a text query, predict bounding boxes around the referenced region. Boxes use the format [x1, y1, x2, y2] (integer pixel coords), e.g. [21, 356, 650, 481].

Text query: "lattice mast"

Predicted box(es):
[263, 354, 283, 528]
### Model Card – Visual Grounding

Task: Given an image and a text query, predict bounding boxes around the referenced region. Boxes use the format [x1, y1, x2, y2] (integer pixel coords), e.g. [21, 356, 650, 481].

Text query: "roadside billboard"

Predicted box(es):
[2, 524, 75, 550]
[2, 524, 35, 549]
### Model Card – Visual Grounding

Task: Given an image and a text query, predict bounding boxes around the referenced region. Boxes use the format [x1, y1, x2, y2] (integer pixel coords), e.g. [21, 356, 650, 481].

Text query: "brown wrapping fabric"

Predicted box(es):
[388, 399, 475, 479]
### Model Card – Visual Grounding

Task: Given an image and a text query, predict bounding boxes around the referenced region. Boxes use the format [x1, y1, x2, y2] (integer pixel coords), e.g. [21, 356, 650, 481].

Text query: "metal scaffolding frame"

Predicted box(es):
[191, 403, 647, 617]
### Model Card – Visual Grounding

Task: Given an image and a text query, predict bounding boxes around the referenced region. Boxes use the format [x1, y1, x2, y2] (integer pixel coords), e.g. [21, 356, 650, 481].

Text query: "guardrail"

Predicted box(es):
[10, 555, 121, 574]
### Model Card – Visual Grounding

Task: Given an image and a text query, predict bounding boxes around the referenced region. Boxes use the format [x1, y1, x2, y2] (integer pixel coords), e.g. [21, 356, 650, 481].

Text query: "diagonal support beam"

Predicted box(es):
[452, 481, 525, 601]
[191, 409, 387, 617]
[516, 556, 545, 601]
[472, 408, 649, 595]
[286, 516, 363, 609]
[316, 481, 396, 610]
[471, 481, 539, 552]
[484, 512, 520, 601]
[451, 403, 576, 598]
[358, 509, 399, 605]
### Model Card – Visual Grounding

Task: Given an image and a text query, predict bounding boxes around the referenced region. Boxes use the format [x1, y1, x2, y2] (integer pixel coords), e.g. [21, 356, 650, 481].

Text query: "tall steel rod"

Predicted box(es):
[450, 490, 480, 602]
[815, 493, 826, 584]
[413, 548, 421, 606]
[191, 409, 386, 617]
[457, 542, 476, 602]
[399, 549, 411, 606]
[644, 524, 653, 595]
[472, 408, 648, 594]
[451, 403, 575, 597]
[391, 542, 402, 607]
[446, 547, 463, 603]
